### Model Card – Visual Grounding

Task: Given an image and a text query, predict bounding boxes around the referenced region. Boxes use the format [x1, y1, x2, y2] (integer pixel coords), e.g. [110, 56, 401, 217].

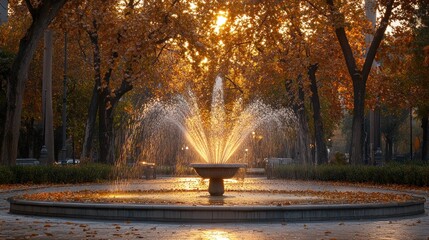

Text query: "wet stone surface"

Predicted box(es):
[1, 177, 429, 239]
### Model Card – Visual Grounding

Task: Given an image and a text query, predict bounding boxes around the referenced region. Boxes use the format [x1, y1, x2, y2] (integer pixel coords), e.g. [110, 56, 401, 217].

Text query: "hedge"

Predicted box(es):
[0, 164, 113, 184]
[0, 163, 197, 185]
[272, 164, 429, 186]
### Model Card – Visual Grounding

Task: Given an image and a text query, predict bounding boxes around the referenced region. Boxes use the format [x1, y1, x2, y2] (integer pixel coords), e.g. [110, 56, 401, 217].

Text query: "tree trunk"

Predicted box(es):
[80, 84, 99, 161]
[0, 0, 67, 165]
[1, 25, 41, 165]
[85, 19, 133, 165]
[422, 115, 428, 162]
[98, 80, 133, 165]
[83, 27, 103, 162]
[25, 117, 35, 158]
[285, 77, 311, 165]
[98, 90, 113, 164]
[308, 63, 328, 164]
[326, 0, 394, 165]
[384, 135, 393, 162]
[349, 79, 366, 165]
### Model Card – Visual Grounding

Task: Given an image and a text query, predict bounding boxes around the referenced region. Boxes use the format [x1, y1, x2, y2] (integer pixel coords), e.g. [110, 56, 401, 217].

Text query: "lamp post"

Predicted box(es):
[327, 138, 332, 161]
[60, 31, 68, 163]
[410, 107, 413, 161]
[40, 29, 54, 165]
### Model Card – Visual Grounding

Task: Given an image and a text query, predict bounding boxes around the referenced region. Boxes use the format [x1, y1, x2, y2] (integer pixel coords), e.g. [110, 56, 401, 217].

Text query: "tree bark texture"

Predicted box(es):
[308, 64, 328, 164]
[0, 0, 67, 165]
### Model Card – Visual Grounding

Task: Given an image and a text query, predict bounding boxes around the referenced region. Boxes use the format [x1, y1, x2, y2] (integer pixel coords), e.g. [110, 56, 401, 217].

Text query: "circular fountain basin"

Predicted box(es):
[8, 189, 425, 223]
[191, 163, 246, 179]
[191, 163, 247, 196]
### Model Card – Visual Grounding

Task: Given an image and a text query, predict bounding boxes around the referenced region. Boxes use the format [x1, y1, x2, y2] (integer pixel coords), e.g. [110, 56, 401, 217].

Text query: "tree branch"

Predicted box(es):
[326, 0, 359, 78]
[362, 0, 395, 82]
[24, 0, 37, 18]
[152, 44, 167, 64]
[303, 0, 328, 18]
[224, 76, 244, 94]
[112, 78, 133, 106]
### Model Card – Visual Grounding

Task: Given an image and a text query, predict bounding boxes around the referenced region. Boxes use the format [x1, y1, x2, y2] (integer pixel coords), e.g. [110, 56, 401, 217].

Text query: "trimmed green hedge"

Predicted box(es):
[272, 164, 429, 186]
[4, 163, 426, 187]
[0, 164, 113, 184]
[0, 163, 197, 185]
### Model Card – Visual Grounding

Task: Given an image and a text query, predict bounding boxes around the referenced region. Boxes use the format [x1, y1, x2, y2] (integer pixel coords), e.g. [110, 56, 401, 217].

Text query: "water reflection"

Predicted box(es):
[201, 230, 231, 240]
[204, 195, 235, 205]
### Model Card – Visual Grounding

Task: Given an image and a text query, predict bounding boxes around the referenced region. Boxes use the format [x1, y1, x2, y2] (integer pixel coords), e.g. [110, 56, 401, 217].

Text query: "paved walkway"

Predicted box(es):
[1, 177, 428, 240]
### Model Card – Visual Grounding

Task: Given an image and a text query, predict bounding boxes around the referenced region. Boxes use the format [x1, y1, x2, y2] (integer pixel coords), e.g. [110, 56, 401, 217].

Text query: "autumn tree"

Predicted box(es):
[202, 1, 348, 164]
[376, 0, 429, 162]
[323, 0, 419, 164]
[65, 0, 202, 164]
[0, 49, 14, 146]
[0, 0, 67, 165]
[412, 1, 429, 162]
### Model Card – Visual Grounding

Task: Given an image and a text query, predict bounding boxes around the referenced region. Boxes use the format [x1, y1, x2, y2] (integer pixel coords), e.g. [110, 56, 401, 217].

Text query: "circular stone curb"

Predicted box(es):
[8, 197, 425, 223]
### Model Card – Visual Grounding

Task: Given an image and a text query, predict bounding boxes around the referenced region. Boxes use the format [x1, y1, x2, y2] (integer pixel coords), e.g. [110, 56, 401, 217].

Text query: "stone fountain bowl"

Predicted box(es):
[190, 163, 247, 196]
[190, 163, 247, 179]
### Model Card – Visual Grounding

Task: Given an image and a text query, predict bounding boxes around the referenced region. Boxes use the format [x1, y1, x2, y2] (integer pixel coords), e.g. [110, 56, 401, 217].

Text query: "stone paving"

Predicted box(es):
[1, 177, 428, 240]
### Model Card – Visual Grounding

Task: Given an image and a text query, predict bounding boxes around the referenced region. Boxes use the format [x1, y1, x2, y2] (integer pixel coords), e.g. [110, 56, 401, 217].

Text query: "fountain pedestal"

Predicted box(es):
[191, 163, 246, 196]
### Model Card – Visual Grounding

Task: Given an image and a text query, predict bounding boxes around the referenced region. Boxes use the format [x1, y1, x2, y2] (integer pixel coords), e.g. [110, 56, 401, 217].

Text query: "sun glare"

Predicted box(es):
[216, 15, 227, 27]
[214, 11, 228, 34]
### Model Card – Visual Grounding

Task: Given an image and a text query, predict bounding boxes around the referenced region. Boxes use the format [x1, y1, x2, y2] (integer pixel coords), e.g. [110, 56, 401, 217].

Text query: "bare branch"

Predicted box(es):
[303, 0, 329, 18]
[224, 76, 244, 94]
[152, 44, 167, 65]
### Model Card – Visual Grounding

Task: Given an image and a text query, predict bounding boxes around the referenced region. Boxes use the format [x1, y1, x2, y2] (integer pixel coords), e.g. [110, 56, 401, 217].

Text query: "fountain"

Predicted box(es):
[191, 163, 245, 196]
[119, 75, 293, 196]
[7, 76, 426, 222]
[162, 75, 291, 196]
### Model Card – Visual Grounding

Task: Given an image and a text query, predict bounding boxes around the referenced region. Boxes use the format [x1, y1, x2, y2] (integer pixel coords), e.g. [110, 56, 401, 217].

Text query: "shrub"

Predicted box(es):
[331, 152, 348, 165]
[0, 164, 114, 184]
[272, 163, 429, 187]
[0, 166, 15, 184]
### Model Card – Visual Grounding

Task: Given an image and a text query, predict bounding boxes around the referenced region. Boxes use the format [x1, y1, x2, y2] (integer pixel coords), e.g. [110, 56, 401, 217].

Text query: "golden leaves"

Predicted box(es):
[17, 188, 415, 206]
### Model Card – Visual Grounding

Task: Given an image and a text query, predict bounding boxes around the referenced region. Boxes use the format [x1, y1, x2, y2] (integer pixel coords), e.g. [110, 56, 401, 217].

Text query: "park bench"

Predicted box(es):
[140, 162, 156, 180]
[16, 158, 40, 166]
[265, 157, 295, 179]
